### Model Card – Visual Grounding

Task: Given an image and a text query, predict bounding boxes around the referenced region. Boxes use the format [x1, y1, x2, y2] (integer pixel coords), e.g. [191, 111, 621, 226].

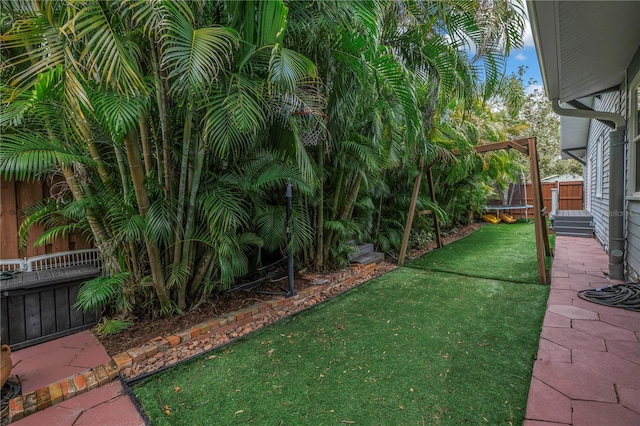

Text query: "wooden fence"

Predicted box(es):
[1, 177, 92, 260]
[505, 181, 584, 218]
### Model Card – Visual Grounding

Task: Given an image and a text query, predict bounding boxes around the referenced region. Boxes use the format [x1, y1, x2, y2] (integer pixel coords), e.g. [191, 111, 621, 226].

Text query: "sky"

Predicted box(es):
[504, 5, 544, 95]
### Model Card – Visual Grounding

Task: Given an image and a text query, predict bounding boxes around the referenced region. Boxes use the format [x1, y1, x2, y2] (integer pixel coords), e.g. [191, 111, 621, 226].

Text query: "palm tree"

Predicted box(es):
[284, 0, 526, 268]
[1, 0, 322, 316]
[1, 0, 527, 319]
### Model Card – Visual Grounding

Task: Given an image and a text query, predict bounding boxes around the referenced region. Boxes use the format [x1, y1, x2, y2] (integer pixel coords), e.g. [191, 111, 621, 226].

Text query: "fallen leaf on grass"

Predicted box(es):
[174, 387, 181, 393]
[340, 421, 355, 424]
[399, 405, 404, 410]
[235, 410, 245, 415]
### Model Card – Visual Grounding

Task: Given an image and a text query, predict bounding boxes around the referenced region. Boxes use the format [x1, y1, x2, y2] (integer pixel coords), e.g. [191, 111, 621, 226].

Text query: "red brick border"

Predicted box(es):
[5, 261, 389, 423]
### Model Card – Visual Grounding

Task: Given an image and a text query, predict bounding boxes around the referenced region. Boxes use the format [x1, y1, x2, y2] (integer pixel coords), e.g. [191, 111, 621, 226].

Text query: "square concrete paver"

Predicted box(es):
[571, 400, 640, 426]
[617, 386, 640, 414]
[525, 378, 572, 424]
[539, 327, 606, 352]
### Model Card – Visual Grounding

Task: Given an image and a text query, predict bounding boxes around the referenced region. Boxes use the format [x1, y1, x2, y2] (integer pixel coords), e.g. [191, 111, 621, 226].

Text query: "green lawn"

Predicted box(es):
[408, 222, 545, 284]
[133, 224, 549, 425]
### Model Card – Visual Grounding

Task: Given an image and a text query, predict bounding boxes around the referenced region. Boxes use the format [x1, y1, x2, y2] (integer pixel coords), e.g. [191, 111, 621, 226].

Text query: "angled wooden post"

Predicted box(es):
[427, 167, 443, 249]
[398, 156, 424, 266]
[528, 137, 550, 284]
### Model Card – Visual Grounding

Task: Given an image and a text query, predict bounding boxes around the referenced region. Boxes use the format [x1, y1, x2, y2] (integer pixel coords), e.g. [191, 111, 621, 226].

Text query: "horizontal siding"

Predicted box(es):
[627, 200, 640, 281]
[585, 91, 622, 250]
[626, 53, 638, 281]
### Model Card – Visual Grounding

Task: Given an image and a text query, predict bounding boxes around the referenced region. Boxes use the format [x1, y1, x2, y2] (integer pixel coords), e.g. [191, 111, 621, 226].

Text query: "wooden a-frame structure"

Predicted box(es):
[398, 137, 551, 285]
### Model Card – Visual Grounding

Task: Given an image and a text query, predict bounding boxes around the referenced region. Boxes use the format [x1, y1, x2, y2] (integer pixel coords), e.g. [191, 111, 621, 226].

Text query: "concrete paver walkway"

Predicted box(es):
[8, 331, 144, 425]
[12, 381, 143, 426]
[11, 331, 110, 395]
[524, 236, 640, 425]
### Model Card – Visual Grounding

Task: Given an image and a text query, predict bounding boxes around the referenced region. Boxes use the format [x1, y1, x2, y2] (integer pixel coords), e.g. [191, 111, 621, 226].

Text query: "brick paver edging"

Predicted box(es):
[6, 359, 120, 422]
[5, 261, 389, 423]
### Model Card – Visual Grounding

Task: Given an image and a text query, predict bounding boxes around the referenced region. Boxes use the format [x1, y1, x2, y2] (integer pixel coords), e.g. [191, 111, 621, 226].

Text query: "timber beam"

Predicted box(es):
[474, 137, 533, 154]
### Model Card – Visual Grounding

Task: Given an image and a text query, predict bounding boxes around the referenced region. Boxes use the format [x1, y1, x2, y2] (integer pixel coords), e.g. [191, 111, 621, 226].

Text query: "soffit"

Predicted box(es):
[528, 0, 640, 102]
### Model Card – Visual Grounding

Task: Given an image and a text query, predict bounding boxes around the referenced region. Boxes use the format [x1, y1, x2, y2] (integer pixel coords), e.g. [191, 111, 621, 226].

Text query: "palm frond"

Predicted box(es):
[254, 205, 286, 252]
[0, 132, 91, 181]
[91, 90, 149, 143]
[74, 272, 132, 312]
[145, 199, 178, 248]
[68, 2, 145, 93]
[198, 185, 251, 235]
[162, 9, 239, 97]
[268, 46, 317, 92]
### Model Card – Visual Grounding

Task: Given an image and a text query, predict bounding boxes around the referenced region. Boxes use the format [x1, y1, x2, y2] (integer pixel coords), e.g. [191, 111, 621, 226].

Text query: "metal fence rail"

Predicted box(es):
[0, 249, 101, 273]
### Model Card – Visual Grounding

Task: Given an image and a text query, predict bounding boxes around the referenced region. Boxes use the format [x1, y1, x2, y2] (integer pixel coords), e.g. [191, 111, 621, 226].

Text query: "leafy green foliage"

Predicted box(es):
[95, 318, 133, 336]
[74, 273, 132, 313]
[1, 0, 528, 316]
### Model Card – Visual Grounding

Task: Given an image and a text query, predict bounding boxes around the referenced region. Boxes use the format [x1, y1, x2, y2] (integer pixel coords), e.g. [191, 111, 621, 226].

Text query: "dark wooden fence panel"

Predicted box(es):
[0, 265, 100, 350]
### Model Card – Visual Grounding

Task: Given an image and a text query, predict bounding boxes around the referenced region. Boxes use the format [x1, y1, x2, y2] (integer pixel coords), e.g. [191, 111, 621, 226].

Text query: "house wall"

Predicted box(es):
[584, 91, 622, 251]
[626, 49, 640, 281]
[582, 50, 640, 283]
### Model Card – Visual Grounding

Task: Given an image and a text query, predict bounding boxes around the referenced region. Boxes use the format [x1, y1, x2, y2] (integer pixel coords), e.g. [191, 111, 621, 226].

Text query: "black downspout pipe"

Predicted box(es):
[609, 128, 626, 280]
[285, 183, 295, 297]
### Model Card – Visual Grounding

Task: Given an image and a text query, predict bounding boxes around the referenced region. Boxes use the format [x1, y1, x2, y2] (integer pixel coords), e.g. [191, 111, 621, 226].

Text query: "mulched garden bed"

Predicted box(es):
[97, 223, 484, 360]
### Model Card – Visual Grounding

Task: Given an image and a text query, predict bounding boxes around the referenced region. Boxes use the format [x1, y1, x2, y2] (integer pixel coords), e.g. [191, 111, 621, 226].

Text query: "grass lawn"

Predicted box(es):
[408, 221, 549, 284]
[133, 224, 549, 425]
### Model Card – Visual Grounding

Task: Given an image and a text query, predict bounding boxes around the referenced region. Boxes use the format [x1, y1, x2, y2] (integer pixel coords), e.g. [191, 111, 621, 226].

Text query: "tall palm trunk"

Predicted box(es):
[189, 247, 215, 300]
[178, 135, 205, 309]
[59, 163, 120, 273]
[124, 130, 171, 312]
[314, 145, 324, 269]
[172, 105, 194, 267]
[139, 117, 153, 176]
[330, 172, 363, 249]
[113, 144, 130, 198]
[73, 112, 111, 186]
[150, 42, 172, 199]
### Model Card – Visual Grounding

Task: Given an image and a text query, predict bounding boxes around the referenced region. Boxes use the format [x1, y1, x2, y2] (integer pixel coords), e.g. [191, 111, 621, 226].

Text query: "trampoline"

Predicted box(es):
[483, 174, 534, 221]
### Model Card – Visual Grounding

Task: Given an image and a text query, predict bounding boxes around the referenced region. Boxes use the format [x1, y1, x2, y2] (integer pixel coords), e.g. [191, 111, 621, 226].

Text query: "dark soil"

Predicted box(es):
[97, 277, 314, 356]
[96, 222, 484, 357]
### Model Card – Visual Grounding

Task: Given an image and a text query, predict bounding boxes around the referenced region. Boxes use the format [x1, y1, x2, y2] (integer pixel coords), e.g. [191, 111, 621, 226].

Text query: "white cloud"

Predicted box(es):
[525, 84, 544, 95]
[522, 2, 535, 48]
[522, 22, 534, 48]
[515, 53, 527, 61]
